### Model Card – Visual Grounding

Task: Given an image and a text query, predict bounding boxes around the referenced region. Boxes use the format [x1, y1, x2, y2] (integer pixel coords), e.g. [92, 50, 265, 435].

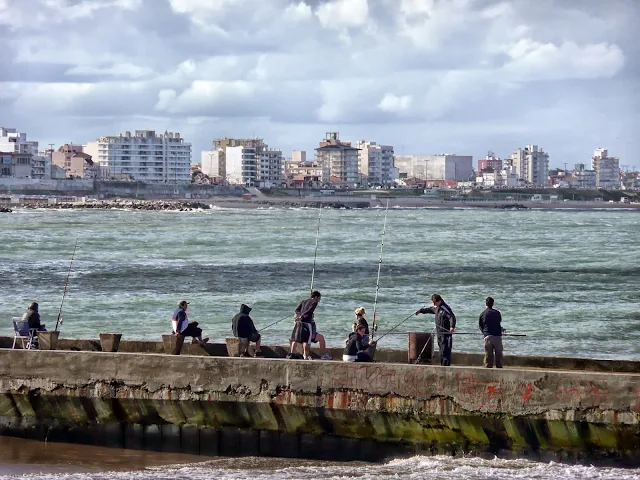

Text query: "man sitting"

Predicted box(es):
[22, 302, 46, 348]
[231, 304, 264, 357]
[171, 300, 209, 344]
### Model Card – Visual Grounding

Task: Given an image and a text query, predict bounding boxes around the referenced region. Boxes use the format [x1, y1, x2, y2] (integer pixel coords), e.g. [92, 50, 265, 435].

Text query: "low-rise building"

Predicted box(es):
[52, 144, 98, 179]
[0, 152, 32, 178]
[395, 154, 473, 182]
[478, 152, 502, 172]
[283, 159, 322, 188]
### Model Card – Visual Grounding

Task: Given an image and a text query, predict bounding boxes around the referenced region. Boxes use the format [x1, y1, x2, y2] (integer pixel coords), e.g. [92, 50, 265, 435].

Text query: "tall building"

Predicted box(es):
[84, 130, 191, 183]
[214, 138, 283, 186]
[51, 144, 97, 179]
[315, 132, 360, 185]
[592, 148, 620, 189]
[394, 154, 473, 182]
[356, 140, 395, 185]
[511, 145, 549, 187]
[478, 151, 503, 172]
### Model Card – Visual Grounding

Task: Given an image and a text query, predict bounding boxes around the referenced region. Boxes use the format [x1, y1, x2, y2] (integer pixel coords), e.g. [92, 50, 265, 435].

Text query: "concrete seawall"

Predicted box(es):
[0, 349, 639, 465]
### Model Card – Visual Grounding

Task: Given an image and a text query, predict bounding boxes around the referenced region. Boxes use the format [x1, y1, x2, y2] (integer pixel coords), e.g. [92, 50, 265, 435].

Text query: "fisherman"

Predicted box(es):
[415, 294, 457, 366]
[290, 291, 332, 360]
[343, 323, 376, 362]
[479, 296, 503, 368]
[22, 302, 46, 348]
[22, 302, 46, 332]
[171, 300, 209, 344]
[231, 304, 264, 357]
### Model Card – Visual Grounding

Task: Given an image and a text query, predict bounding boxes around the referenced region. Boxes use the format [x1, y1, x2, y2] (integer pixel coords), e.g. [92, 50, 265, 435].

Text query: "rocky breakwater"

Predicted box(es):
[18, 200, 212, 211]
[0, 207, 12, 213]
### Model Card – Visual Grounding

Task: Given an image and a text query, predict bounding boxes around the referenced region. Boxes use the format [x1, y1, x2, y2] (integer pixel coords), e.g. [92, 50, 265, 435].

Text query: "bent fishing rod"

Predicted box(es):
[55, 237, 79, 332]
[382, 331, 528, 337]
[371, 194, 390, 341]
[260, 313, 294, 332]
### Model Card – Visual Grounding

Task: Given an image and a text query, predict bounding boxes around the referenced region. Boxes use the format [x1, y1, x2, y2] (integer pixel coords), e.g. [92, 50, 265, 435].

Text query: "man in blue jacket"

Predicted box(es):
[172, 300, 208, 344]
[415, 294, 457, 366]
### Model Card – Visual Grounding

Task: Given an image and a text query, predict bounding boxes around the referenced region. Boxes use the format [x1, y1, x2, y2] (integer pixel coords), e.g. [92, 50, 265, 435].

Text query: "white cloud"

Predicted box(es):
[315, 0, 369, 30]
[0, 0, 637, 167]
[502, 40, 625, 81]
[378, 93, 412, 114]
[284, 1, 312, 21]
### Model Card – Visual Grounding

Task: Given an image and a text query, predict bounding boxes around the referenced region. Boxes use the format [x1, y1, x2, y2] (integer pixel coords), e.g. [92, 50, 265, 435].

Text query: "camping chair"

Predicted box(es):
[12, 318, 37, 349]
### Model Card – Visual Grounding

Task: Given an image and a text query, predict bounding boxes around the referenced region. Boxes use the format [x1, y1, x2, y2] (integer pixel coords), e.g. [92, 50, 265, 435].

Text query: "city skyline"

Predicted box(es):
[1, 0, 638, 169]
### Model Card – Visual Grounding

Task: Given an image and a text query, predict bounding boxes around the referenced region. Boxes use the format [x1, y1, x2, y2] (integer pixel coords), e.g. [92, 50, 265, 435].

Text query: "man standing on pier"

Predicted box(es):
[478, 296, 503, 368]
[415, 294, 457, 366]
[290, 291, 332, 360]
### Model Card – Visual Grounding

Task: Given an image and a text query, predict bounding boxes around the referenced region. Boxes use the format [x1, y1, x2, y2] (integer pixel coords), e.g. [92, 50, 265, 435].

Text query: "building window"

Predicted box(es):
[1, 167, 10, 176]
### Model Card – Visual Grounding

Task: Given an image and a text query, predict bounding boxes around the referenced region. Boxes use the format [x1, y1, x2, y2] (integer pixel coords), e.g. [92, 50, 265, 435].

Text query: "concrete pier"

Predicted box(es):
[0, 347, 639, 465]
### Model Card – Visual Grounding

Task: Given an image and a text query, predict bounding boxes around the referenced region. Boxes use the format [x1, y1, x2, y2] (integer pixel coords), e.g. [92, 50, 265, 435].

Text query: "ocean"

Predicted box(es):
[1, 206, 639, 478]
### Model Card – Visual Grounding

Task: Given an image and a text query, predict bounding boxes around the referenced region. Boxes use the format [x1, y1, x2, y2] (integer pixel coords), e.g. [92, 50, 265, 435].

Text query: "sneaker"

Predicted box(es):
[253, 350, 265, 358]
[320, 354, 333, 360]
[200, 337, 209, 344]
[304, 356, 313, 360]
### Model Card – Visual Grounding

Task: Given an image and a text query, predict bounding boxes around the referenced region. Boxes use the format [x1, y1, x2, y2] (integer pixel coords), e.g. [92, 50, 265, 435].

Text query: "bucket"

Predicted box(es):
[99, 333, 122, 352]
[38, 331, 60, 350]
[408, 332, 433, 363]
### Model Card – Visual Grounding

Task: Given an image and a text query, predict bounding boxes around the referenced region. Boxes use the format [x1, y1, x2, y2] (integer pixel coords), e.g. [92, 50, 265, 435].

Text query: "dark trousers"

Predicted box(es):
[438, 335, 453, 366]
[355, 352, 373, 362]
[182, 322, 202, 338]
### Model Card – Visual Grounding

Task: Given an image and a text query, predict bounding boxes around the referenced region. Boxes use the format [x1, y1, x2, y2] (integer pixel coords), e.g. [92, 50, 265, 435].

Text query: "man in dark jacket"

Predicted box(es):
[290, 291, 332, 360]
[231, 304, 263, 357]
[22, 302, 46, 332]
[415, 294, 457, 366]
[479, 296, 503, 368]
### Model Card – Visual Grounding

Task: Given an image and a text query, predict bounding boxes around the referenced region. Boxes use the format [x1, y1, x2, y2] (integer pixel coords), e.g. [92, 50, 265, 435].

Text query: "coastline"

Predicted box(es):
[3, 196, 639, 212]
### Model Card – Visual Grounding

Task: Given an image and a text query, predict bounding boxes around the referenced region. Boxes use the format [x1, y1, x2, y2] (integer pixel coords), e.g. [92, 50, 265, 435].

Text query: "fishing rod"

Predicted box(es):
[382, 331, 528, 337]
[260, 313, 294, 332]
[309, 205, 322, 295]
[371, 194, 390, 341]
[375, 313, 415, 342]
[55, 237, 79, 332]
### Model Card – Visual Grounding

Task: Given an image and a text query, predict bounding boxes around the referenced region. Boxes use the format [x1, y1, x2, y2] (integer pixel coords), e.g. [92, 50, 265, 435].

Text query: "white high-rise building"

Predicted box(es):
[315, 132, 360, 185]
[511, 145, 549, 187]
[356, 140, 395, 185]
[592, 148, 620, 189]
[200, 150, 225, 181]
[84, 130, 192, 183]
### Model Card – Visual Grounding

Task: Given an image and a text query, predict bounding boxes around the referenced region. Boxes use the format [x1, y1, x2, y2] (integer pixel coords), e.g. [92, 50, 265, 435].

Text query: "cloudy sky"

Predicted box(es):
[1, 0, 638, 168]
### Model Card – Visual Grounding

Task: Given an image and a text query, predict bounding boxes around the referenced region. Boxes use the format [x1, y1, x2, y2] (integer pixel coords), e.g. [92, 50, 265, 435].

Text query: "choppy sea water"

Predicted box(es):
[0, 438, 639, 479]
[1, 206, 639, 358]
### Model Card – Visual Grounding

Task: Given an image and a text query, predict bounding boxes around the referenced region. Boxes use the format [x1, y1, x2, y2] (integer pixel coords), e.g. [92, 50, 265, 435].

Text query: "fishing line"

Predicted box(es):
[371, 194, 390, 341]
[309, 205, 322, 295]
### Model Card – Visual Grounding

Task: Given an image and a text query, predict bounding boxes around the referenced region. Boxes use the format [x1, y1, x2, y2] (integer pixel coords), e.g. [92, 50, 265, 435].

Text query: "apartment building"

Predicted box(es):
[356, 140, 395, 185]
[283, 157, 322, 188]
[511, 145, 549, 187]
[212, 138, 283, 186]
[0, 127, 40, 178]
[592, 148, 620, 189]
[315, 132, 360, 185]
[51, 144, 98, 179]
[478, 152, 503, 172]
[84, 130, 192, 183]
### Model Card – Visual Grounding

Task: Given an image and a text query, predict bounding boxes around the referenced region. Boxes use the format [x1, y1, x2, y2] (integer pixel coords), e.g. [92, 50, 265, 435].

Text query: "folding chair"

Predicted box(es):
[12, 318, 36, 349]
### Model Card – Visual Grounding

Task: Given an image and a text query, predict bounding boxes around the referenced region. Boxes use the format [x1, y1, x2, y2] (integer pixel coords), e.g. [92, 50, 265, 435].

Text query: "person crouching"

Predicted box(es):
[343, 324, 376, 362]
